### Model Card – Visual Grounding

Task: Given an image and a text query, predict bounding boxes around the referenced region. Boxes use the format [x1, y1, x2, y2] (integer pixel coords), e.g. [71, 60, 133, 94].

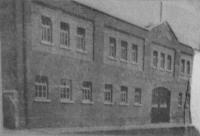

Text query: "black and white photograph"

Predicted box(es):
[1, 0, 200, 135]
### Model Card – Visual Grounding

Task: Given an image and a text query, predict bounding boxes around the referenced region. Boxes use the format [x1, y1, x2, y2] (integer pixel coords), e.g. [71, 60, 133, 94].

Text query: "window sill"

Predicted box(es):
[108, 56, 117, 61]
[81, 100, 94, 105]
[60, 99, 74, 104]
[120, 59, 128, 64]
[41, 40, 54, 46]
[59, 45, 71, 50]
[104, 102, 114, 105]
[34, 98, 51, 103]
[76, 49, 87, 54]
[134, 103, 143, 107]
[120, 103, 129, 106]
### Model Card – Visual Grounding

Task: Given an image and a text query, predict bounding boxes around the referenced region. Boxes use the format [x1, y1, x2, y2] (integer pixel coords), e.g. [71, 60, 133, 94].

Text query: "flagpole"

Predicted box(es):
[160, 0, 163, 23]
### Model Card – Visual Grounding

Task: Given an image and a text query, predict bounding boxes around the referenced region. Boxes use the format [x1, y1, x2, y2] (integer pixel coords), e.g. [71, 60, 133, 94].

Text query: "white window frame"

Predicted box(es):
[152, 50, 158, 68]
[131, 44, 138, 63]
[60, 79, 73, 103]
[178, 93, 183, 107]
[41, 15, 52, 44]
[34, 76, 50, 102]
[60, 22, 70, 48]
[160, 52, 165, 70]
[109, 37, 117, 58]
[180, 59, 185, 74]
[76, 27, 86, 52]
[120, 86, 128, 105]
[167, 54, 172, 71]
[104, 84, 113, 104]
[82, 82, 93, 104]
[121, 41, 128, 61]
[134, 88, 142, 105]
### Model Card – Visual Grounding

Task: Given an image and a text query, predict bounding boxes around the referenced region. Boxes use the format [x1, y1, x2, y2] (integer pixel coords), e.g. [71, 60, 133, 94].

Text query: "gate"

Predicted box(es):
[151, 87, 171, 123]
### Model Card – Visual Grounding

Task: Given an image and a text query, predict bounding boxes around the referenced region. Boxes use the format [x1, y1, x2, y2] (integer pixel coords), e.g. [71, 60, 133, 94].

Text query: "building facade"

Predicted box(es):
[0, 0, 193, 128]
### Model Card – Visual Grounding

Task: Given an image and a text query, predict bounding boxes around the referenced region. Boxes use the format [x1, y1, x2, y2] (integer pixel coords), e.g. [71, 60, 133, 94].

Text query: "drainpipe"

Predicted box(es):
[22, 0, 28, 127]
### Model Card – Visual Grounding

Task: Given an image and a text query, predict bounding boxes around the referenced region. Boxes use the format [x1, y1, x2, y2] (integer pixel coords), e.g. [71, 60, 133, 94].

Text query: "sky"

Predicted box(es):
[75, 0, 200, 49]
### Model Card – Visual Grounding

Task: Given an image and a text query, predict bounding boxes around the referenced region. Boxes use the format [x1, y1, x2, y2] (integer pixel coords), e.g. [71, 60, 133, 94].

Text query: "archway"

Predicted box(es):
[151, 87, 171, 123]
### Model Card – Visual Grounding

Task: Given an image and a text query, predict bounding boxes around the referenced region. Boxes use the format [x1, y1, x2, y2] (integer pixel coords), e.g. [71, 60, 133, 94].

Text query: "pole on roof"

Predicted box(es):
[160, 0, 163, 23]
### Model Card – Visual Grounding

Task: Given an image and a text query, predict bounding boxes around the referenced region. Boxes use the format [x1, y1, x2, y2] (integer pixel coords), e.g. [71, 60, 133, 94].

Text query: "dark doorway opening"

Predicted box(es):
[151, 87, 171, 123]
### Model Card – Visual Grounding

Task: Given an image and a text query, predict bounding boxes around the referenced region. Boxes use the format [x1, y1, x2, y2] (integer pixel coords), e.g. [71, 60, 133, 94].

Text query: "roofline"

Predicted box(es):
[179, 42, 194, 54]
[72, 0, 149, 32]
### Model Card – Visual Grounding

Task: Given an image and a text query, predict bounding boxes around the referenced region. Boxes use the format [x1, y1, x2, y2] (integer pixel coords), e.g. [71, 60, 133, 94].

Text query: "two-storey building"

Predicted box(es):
[1, 0, 193, 128]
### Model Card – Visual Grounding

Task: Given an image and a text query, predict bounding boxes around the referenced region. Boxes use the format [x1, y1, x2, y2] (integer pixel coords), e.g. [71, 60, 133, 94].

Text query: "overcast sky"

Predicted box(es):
[75, 0, 200, 49]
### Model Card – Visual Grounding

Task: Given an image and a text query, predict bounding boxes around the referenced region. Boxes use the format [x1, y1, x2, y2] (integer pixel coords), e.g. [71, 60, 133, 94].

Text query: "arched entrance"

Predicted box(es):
[151, 87, 171, 123]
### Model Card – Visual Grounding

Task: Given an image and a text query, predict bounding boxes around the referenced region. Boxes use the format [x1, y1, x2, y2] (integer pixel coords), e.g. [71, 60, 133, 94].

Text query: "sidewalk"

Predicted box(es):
[1, 123, 198, 136]
[30, 123, 194, 135]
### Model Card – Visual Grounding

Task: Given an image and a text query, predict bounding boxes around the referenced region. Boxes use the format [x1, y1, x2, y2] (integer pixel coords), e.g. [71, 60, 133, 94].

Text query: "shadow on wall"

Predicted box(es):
[3, 90, 18, 129]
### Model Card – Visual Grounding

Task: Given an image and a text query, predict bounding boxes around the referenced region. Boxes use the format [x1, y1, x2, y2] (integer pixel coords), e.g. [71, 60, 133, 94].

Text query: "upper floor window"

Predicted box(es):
[186, 61, 190, 74]
[121, 41, 128, 61]
[60, 22, 70, 48]
[82, 81, 92, 103]
[131, 44, 138, 63]
[160, 53, 165, 69]
[104, 84, 113, 104]
[181, 59, 185, 73]
[134, 88, 142, 105]
[41, 16, 52, 43]
[76, 27, 86, 51]
[35, 75, 48, 99]
[60, 79, 72, 101]
[109, 37, 116, 58]
[178, 93, 183, 107]
[167, 55, 172, 71]
[120, 86, 128, 104]
[153, 50, 158, 67]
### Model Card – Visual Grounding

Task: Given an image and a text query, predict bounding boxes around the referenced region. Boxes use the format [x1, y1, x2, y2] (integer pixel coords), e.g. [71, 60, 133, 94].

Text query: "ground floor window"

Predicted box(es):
[134, 88, 142, 105]
[120, 86, 128, 104]
[35, 75, 48, 99]
[82, 81, 92, 103]
[104, 84, 113, 104]
[60, 79, 72, 101]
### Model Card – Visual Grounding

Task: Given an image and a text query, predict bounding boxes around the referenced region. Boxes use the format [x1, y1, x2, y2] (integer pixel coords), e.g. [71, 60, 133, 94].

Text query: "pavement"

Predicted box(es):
[1, 123, 200, 136]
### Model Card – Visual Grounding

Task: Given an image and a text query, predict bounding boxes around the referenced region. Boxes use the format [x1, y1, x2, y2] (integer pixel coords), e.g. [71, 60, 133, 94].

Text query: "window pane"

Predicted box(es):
[153, 51, 158, 67]
[135, 88, 142, 104]
[167, 55, 172, 70]
[181, 59, 185, 73]
[104, 84, 113, 103]
[121, 41, 128, 60]
[160, 53, 165, 69]
[121, 86, 128, 103]
[131, 44, 138, 63]
[109, 37, 116, 57]
[178, 93, 183, 106]
[82, 81, 92, 101]
[187, 61, 190, 74]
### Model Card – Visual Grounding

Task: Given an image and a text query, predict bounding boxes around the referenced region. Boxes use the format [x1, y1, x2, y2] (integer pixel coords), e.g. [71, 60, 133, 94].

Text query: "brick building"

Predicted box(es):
[0, 0, 193, 128]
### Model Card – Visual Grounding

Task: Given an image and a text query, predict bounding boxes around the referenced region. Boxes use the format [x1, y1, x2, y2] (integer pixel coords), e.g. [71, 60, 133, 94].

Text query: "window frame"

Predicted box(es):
[120, 40, 128, 61]
[76, 27, 86, 52]
[167, 54, 172, 71]
[41, 15, 53, 45]
[60, 79, 73, 103]
[134, 88, 142, 105]
[60, 22, 70, 49]
[104, 84, 113, 104]
[120, 86, 128, 105]
[109, 37, 117, 58]
[152, 50, 158, 68]
[82, 81, 93, 104]
[178, 92, 183, 107]
[160, 52, 165, 70]
[34, 75, 50, 102]
[131, 44, 138, 64]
